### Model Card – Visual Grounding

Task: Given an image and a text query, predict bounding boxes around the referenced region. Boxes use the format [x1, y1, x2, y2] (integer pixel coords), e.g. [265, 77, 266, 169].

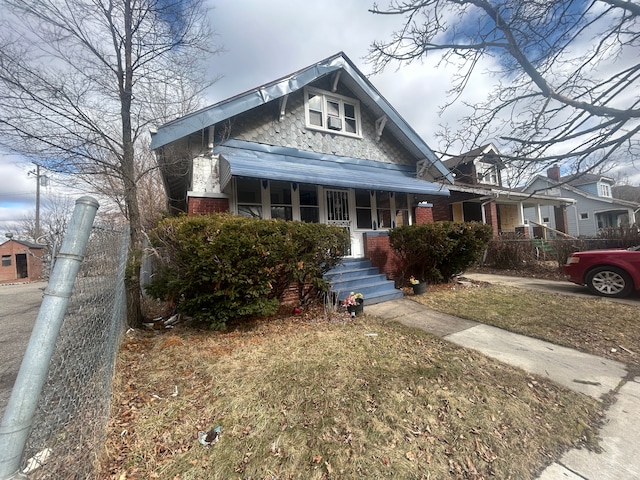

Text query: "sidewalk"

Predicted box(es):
[366, 278, 639, 480]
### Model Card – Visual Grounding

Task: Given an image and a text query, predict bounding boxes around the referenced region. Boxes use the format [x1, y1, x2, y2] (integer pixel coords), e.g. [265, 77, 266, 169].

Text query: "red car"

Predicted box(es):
[563, 246, 640, 298]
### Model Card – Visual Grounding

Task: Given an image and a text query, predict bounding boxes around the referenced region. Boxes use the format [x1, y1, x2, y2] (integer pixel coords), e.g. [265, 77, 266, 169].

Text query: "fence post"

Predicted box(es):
[0, 196, 99, 480]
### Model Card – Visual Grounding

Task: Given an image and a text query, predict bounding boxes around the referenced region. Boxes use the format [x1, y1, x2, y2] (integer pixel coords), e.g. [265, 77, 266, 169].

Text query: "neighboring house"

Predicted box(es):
[522, 166, 640, 237]
[0, 237, 44, 283]
[423, 144, 576, 237]
[151, 52, 452, 280]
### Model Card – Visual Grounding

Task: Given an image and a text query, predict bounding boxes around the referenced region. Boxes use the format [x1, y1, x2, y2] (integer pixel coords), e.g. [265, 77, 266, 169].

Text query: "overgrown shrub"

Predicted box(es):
[389, 221, 493, 284]
[146, 214, 349, 328]
[485, 233, 537, 269]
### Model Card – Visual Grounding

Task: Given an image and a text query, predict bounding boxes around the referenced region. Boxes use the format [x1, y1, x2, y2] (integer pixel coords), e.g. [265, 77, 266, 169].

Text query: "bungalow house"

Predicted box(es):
[422, 144, 576, 237]
[522, 167, 640, 237]
[150, 52, 453, 303]
[0, 236, 44, 283]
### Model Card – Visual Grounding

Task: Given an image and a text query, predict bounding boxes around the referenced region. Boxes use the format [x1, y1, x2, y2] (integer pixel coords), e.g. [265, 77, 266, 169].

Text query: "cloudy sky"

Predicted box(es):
[1, 0, 638, 235]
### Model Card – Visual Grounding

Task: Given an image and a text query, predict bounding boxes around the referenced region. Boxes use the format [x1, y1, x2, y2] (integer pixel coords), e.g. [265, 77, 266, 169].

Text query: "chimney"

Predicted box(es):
[547, 165, 561, 181]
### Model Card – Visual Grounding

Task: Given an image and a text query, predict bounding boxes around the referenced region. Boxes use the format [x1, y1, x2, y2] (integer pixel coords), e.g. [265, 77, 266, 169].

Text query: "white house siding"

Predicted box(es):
[522, 177, 636, 237]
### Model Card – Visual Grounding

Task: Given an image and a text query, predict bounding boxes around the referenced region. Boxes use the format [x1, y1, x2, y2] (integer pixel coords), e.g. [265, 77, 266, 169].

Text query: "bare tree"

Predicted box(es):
[368, 0, 640, 181]
[0, 0, 218, 326]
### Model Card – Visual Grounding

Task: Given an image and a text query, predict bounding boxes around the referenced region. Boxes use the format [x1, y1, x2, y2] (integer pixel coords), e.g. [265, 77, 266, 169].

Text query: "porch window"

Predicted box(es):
[2, 255, 10, 267]
[395, 193, 409, 226]
[304, 87, 361, 137]
[299, 184, 319, 223]
[376, 191, 392, 229]
[236, 178, 263, 218]
[270, 181, 292, 221]
[355, 189, 373, 229]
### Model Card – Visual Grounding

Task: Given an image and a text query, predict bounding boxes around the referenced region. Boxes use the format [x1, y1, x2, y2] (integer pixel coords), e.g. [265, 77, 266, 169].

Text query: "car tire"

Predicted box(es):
[585, 266, 633, 298]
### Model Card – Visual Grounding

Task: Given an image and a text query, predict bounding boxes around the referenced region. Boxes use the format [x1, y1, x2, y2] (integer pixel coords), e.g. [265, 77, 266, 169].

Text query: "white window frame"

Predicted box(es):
[304, 87, 362, 138]
[598, 182, 612, 198]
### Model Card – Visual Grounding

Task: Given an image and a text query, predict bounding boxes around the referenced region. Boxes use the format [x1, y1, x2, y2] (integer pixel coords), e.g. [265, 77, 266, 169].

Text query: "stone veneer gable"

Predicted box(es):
[229, 89, 416, 166]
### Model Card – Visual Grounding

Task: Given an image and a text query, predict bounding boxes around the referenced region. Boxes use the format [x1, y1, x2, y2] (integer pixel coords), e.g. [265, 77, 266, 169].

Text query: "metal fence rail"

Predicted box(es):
[0, 197, 129, 480]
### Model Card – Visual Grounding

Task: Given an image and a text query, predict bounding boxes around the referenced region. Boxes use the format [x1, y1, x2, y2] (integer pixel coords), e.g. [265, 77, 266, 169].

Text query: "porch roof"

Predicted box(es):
[215, 141, 450, 196]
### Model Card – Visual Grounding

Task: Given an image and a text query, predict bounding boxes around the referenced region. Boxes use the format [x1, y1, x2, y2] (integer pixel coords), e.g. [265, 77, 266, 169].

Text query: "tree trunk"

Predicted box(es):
[121, 0, 143, 328]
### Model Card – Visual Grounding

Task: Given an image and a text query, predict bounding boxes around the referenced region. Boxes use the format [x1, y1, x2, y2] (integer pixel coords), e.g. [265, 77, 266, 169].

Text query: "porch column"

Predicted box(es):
[483, 201, 499, 236]
[414, 202, 434, 225]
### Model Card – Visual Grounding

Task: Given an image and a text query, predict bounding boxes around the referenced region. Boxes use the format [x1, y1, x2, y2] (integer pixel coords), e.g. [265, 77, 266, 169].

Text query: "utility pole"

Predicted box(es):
[29, 164, 48, 240]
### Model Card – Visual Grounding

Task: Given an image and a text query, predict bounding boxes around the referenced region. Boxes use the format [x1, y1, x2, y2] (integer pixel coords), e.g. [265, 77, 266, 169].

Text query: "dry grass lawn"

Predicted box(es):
[99, 299, 605, 480]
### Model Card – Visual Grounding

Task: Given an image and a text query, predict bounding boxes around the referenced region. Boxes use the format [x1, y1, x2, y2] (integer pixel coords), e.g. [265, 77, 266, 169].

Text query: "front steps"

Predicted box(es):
[324, 258, 403, 306]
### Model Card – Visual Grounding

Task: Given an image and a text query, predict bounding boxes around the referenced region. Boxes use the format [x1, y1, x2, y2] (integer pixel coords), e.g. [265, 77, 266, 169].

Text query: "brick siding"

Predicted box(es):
[188, 197, 229, 214]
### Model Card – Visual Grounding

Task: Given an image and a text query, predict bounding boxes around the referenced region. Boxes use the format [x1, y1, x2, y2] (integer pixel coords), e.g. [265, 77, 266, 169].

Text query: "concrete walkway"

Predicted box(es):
[366, 278, 639, 480]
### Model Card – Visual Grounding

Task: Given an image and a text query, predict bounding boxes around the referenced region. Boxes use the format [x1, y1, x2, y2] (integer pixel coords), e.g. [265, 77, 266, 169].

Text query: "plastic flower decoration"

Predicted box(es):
[410, 276, 420, 285]
[342, 292, 364, 307]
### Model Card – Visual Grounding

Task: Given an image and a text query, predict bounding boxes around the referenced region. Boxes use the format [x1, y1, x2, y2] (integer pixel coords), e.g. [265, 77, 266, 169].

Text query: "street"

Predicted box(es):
[0, 281, 46, 416]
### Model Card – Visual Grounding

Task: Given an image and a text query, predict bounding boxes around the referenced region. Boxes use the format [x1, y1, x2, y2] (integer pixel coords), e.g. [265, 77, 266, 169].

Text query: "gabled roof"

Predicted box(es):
[560, 173, 614, 187]
[523, 175, 640, 209]
[0, 238, 43, 249]
[151, 52, 453, 184]
[443, 143, 502, 170]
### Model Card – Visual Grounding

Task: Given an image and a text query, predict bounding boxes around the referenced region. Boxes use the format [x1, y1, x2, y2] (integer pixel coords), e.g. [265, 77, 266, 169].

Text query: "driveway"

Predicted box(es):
[462, 272, 640, 306]
[0, 281, 46, 416]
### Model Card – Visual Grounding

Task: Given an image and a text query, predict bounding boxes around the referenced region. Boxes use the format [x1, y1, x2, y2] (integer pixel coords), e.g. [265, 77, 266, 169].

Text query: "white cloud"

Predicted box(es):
[2, 0, 638, 232]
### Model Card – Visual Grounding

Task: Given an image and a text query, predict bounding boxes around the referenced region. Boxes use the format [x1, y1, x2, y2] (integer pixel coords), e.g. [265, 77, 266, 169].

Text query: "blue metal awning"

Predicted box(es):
[215, 141, 449, 196]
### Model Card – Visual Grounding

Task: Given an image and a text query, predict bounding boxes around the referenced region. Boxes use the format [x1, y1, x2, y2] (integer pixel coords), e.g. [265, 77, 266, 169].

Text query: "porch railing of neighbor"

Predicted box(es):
[0, 197, 129, 480]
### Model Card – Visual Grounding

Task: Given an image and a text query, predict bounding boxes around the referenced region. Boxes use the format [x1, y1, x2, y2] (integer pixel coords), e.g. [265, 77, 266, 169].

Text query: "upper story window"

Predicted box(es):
[475, 161, 499, 185]
[598, 182, 611, 197]
[304, 87, 361, 137]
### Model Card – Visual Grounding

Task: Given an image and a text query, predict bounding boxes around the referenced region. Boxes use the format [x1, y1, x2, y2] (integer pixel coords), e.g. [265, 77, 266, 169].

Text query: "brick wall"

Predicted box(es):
[414, 203, 434, 224]
[483, 201, 500, 237]
[363, 232, 404, 282]
[188, 196, 229, 214]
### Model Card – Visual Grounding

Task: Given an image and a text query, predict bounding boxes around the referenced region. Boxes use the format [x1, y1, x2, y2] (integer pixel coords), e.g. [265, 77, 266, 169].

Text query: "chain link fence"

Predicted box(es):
[0, 199, 129, 479]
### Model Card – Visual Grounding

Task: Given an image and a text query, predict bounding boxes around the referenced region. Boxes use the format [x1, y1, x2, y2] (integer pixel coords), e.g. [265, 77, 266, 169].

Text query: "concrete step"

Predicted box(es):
[325, 258, 403, 306]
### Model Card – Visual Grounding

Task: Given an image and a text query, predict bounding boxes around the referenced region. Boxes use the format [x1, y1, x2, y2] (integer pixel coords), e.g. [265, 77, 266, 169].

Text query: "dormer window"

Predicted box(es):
[475, 161, 499, 185]
[599, 182, 611, 197]
[304, 87, 361, 137]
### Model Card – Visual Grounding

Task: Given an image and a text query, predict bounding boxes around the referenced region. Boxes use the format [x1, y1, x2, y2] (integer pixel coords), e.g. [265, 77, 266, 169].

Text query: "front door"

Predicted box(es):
[325, 189, 361, 257]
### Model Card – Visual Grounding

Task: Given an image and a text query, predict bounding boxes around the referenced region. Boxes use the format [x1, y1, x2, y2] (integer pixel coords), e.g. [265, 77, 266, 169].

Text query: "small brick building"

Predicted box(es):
[0, 238, 44, 283]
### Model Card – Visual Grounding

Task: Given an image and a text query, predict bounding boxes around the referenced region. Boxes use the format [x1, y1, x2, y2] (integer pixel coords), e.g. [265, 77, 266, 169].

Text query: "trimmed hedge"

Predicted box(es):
[389, 221, 493, 284]
[146, 214, 349, 328]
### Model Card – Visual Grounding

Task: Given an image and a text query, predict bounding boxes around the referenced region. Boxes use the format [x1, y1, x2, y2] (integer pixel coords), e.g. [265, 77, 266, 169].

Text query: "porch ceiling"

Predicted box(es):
[216, 141, 450, 196]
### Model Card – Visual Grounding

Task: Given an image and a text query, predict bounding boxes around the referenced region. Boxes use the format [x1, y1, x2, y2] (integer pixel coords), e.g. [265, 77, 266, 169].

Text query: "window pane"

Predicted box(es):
[299, 185, 318, 206]
[271, 206, 292, 221]
[344, 103, 355, 119]
[270, 181, 291, 205]
[236, 178, 262, 204]
[2, 255, 11, 267]
[327, 100, 339, 117]
[355, 189, 371, 207]
[396, 193, 408, 209]
[356, 208, 372, 229]
[376, 191, 390, 208]
[395, 210, 409, 227]
[308, 93, 322, 111]
[300, 207, 319, 223]
[309, 110, 323, 126]
[345, 118, 356, 133]
[238, 205, 262, 218]
[378, 209, 392, 229]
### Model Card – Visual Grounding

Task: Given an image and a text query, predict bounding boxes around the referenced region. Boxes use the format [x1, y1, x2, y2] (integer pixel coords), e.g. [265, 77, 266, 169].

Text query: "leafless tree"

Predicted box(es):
[0, 0, 219, 326]
[368, 0, 640, 182]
